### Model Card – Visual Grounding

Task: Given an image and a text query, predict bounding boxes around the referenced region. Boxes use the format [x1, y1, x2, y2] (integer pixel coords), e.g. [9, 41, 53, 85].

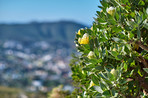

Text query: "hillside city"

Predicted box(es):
[0, 21, 87, 98]
[0, 40, 74, 93]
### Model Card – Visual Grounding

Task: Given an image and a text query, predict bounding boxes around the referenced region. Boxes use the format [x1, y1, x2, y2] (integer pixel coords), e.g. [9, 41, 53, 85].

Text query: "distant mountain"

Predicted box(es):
[0, 21, 87, 48]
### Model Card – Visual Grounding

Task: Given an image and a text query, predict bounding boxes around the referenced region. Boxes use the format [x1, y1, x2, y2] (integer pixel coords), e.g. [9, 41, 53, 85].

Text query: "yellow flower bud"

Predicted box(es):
[82, 70, 85, 74]
[110, 69, 117, 77]
[91, 26, 93, 31]
[78, 38, 82, 44]
[100, 9, 103, 12]
[107, 6, 115, 16]
[77, 29, 81, 35]
[79, 33, 89, 44]
[87, 51, 95, 59]
[77, 28, 84, 35]
[113, 48, 117, 51]
[89, 81, 95, 89]
[77, 96, 81, 98]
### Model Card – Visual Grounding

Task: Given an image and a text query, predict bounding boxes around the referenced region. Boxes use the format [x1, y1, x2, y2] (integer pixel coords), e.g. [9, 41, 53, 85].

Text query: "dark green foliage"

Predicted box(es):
[70, 0, 148, 97]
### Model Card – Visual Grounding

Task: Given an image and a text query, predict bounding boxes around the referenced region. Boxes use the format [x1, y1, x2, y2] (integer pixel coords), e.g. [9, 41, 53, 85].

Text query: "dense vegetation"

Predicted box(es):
[70, 0, 148, 97]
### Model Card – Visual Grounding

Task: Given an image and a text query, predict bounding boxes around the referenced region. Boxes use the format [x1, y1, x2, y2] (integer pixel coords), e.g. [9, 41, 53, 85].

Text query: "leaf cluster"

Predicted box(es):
[70, 0, 148, 97]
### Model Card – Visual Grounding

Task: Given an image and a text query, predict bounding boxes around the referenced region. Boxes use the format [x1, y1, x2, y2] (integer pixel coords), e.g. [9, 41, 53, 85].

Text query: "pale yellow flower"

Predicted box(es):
[79, 33, 89, 44]
[107, 7, 115, 16]
[87, 51, 95, 59]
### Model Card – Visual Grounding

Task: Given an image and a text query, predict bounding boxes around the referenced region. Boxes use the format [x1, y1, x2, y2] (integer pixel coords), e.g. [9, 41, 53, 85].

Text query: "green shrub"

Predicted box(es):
[70, 0, 148, 97]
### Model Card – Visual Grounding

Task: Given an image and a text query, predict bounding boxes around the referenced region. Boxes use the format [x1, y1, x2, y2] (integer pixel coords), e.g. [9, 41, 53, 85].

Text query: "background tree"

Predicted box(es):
[70, 0, 148, 97]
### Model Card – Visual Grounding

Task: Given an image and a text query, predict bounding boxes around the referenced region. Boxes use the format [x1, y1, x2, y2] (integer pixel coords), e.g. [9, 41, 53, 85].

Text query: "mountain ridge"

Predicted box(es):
[0, 21, 87, 47]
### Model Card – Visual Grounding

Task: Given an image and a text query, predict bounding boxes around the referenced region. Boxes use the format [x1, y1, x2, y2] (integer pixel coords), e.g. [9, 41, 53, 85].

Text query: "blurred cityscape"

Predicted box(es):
[0, 21, 86, 97]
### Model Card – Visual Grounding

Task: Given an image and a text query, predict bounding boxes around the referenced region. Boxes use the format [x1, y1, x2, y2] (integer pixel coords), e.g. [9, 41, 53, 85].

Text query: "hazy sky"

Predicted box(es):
[0, 0, 100, 25]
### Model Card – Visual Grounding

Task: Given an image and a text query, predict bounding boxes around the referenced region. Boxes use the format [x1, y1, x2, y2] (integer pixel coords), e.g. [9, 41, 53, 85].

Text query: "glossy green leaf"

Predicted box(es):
[143, 68, 148, 73]
[99, 82, 107, 91]
[124, 63, 128, 71]
[111, 51, 118, 57]
[103, 90, 111, 96]
[137, 28, 141, 39]
[91, 74, 100, 85]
